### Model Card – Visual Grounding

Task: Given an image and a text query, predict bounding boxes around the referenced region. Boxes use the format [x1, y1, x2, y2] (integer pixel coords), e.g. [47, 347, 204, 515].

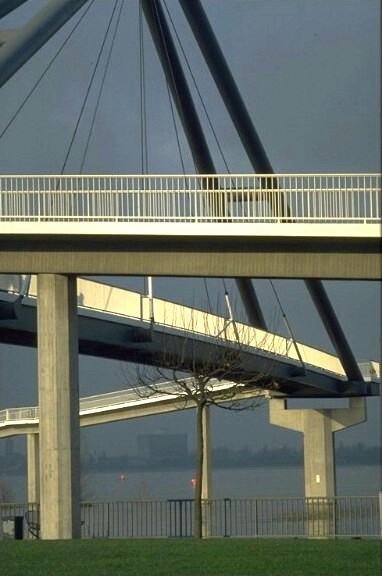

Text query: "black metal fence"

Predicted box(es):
[1, 496, 380, 539]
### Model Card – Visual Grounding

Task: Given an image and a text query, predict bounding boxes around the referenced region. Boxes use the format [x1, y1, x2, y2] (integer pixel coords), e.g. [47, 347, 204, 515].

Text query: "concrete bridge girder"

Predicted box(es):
[0, 233, 380, 279]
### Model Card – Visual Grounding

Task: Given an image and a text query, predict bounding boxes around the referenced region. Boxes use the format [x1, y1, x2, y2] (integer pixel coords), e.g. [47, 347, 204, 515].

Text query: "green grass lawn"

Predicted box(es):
[0, 538, 380, 576]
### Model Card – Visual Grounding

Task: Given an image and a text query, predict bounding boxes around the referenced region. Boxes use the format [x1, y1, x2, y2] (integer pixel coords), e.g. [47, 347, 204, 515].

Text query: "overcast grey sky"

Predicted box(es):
[0, 0, 380, 461]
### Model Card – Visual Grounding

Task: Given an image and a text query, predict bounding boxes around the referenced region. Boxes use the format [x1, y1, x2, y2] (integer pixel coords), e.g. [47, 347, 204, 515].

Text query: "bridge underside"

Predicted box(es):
[0, 234, 380, 279]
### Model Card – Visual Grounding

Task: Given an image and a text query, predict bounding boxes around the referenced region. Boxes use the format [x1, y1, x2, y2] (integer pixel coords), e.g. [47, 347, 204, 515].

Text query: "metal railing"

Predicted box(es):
[1, 497, 380, 539]
[0, 407, 39, 424]
[0, 174, 380, 224]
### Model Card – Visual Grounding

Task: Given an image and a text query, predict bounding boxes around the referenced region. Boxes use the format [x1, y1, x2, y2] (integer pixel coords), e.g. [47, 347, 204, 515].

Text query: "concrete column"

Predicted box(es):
[27, 433, 40, 504]
[302, 409, 335, 498]
[37, 274, 81, 539]
[269, 398, 366, 498]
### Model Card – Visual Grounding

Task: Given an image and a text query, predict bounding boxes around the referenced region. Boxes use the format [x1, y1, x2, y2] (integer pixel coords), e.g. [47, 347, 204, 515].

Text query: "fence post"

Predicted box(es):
[223, 498, 231, 538]
[254, 498, 258, 538]
[379, 493, 382, 540]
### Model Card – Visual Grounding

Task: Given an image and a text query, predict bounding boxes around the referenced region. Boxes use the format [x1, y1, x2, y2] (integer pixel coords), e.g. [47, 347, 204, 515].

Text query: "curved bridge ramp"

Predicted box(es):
[0, 377, 269, 438]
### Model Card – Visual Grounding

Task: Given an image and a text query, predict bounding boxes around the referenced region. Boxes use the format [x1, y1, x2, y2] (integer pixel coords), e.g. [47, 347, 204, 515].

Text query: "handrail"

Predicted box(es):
[0, 173, 380, 224]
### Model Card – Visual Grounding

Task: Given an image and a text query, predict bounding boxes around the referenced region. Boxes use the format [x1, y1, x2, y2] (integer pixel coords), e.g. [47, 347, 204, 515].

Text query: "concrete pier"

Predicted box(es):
[270, 397, 366, 536]
[27, 433, 39, 504]
[270, 397, 366, 498]
[37, 274, 81, 539]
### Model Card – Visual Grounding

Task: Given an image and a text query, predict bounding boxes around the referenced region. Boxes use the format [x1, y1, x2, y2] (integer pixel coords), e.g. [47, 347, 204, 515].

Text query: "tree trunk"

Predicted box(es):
[194, 402, 204, 538]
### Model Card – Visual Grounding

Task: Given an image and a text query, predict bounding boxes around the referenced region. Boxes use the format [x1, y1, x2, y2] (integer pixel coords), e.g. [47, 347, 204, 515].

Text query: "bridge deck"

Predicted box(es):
[1, 174, 380, 278]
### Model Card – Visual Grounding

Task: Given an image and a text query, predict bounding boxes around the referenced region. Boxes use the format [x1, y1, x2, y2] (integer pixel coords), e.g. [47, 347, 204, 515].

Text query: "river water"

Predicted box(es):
[4, 464, 380, 502]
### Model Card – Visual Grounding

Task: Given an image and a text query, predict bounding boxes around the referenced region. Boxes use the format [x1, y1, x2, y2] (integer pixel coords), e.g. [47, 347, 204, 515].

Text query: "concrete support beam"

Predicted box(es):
[269, 398, 366, 498]
[0, 243, 379, 279]
[330, 397, 367, 431]
[37, 274, 81, 539]
[27, 433, 39, 504]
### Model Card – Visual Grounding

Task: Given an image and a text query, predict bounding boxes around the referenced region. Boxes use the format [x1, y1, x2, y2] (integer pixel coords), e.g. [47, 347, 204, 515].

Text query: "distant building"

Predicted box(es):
[137, 433, 188, 463]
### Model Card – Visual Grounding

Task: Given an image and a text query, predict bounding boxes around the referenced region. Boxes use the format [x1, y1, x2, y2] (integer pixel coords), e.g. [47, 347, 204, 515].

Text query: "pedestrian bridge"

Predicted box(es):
[0, 377, 269, 438]
[0, 275, 380, 409]
[0, 174, 380, 279]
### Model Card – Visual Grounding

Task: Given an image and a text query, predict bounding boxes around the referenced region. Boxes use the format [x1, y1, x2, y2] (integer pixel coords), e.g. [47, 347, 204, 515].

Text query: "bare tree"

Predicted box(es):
[124, 302, 280, 538]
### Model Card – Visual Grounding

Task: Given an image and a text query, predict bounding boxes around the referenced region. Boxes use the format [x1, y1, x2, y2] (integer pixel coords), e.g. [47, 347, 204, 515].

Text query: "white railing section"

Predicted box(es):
[0, 174, 380, 224]
[80, 382, 182, 414]
[0, 407, 39, 424]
